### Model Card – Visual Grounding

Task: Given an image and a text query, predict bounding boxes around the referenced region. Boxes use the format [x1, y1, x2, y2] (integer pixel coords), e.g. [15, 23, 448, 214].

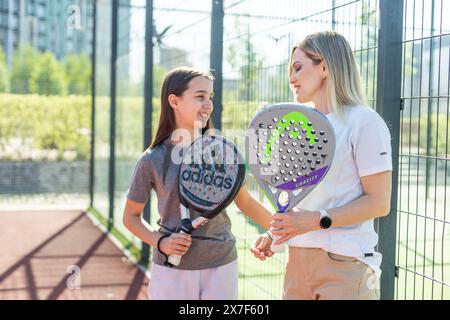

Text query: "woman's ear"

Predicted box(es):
[321, 61, 328, 79]
[168, 94, 179, 110]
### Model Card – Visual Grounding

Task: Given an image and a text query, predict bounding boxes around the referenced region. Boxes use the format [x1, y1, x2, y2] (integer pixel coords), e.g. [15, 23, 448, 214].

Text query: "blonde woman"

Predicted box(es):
[251, 31, 392, 300]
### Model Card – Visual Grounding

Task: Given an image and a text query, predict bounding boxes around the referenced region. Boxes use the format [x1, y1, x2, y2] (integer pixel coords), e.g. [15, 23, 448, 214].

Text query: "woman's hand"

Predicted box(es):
[250, 233, 275, 261]
[271, 208, 321, 245]
[158, 233, 192, 256]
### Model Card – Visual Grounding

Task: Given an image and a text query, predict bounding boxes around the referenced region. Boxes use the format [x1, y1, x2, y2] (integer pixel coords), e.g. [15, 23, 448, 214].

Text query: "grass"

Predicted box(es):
[228, 201, 286, 300]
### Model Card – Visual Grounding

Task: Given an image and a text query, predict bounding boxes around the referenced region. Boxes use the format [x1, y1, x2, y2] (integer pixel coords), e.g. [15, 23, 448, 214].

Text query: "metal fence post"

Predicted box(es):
[108, 0, 118, 231]
[89, 0, 97, 209]
[375, 0, 404, 300]
[210, 0, 224, 131]
[425, 0, 436, 200]
[331, 0, 336, 30]
[140, 0, 154, 267]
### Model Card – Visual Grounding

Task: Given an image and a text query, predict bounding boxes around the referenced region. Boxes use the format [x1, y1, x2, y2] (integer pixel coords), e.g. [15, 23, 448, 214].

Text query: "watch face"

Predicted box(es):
[320, 216, 332, 229]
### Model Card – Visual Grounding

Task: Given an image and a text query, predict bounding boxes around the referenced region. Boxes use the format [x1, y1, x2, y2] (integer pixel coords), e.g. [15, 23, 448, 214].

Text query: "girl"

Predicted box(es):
[251, 31, 393, 300]
[123, 66, 272, 300]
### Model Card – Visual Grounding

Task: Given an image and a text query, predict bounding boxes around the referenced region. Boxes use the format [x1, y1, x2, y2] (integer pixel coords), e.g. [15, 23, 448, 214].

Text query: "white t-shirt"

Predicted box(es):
[287, 105, 393, 276]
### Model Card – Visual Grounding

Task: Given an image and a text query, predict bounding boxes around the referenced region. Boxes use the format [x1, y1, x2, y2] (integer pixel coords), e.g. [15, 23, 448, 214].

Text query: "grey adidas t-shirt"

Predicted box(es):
[127, 138, 237, 270]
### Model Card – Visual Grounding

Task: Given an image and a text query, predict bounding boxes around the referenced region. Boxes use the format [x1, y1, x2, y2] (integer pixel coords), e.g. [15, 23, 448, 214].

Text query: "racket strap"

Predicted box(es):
[157, 219, 177, 234]
[179, 218, 195, 233]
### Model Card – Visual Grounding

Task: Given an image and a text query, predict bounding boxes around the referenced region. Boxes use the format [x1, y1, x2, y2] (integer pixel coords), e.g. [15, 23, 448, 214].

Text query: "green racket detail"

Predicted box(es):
[262, 111, 317, 163]
[246, 103, 336, 253]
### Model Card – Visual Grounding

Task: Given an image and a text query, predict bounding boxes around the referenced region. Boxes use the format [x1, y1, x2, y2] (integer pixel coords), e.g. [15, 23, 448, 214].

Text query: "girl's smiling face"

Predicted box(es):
[169, 76, 214, 131]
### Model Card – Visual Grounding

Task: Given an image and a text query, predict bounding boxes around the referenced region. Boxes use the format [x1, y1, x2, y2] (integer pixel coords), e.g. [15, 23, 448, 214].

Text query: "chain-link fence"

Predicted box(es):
[396, 0, 450, 299]
[0, 0, 93, 209]
[2, 0, 448, 300]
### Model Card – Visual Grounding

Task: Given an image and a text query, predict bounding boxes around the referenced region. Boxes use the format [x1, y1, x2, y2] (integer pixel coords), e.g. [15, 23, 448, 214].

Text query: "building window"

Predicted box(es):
[37, 4, 45, 17]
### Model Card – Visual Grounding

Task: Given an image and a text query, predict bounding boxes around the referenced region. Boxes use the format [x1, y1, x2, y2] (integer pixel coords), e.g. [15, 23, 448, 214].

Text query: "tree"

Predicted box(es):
[225, 18, 264, 101]
[0, 46, 9, 92]
[267, 61, 290, 102]
[153, 64, 166, 97]
[29, 52, 67, 95]
[10, 45, 40, 94]
[64, 54, 91, 95]
[123, 64, 166, 98]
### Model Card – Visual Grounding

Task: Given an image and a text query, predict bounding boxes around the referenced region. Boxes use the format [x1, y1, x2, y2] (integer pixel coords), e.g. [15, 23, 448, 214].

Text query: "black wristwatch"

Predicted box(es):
[319, 209, 332, 229]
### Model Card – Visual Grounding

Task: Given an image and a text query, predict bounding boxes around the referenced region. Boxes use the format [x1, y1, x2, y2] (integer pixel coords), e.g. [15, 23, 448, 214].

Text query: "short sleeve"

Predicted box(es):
[350, 115, 393, 177]
[127, 156, 153, 204]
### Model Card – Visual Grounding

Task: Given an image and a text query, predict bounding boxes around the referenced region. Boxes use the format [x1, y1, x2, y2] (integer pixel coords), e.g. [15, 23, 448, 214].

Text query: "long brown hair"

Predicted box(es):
[150, 66, 215, 149]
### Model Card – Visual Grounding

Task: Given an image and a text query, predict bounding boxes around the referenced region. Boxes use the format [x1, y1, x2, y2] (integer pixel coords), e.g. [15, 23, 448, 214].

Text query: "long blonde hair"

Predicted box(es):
[289, 31, 367, 118]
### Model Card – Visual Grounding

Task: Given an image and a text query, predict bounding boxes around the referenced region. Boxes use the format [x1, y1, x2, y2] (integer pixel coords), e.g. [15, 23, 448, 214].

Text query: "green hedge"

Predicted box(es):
[0, 93, 91, 160]
[0, 93, 163, 161]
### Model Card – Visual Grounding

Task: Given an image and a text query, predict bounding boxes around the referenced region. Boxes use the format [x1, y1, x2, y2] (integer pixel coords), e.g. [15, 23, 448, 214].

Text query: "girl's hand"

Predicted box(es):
[270, 208, 321, 245]
[158, 233, 192, 256]
[250, 233, 275, 261]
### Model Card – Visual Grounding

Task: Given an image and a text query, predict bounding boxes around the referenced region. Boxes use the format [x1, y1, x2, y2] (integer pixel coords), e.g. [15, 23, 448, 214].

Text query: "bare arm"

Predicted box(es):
[123, 198, 160, 247]
[271, 170, 392, 244]
[327, 170, 392, 227]
[123, 198, 191, 256]
[233, 185, 272, 230]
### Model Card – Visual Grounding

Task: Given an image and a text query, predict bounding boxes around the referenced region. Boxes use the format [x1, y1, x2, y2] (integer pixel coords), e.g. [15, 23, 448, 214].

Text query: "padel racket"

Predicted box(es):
[168, 135, 245, 266]
[246, 103, 335, 253]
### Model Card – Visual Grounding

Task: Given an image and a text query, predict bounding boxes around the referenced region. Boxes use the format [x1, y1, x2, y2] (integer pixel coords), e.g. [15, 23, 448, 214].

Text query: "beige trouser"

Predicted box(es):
[283, 247, 380, 300]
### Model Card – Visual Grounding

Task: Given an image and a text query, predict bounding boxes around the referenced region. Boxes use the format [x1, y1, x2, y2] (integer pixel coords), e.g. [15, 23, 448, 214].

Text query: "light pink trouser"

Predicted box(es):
[148, 259, 238, 300]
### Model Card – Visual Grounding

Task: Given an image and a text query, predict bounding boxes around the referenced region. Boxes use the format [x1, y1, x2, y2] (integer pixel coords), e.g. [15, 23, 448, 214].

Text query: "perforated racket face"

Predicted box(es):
[246, 103, 335, 212]
[179, 135, 245, 218]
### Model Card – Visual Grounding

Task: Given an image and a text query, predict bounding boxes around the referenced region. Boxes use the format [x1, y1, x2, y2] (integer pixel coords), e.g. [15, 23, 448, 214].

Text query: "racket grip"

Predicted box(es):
[270, 235, 286, 253]
[270, 209, 286, 253]
[168, 253, 182, 266]
[167, 230, 189, 267]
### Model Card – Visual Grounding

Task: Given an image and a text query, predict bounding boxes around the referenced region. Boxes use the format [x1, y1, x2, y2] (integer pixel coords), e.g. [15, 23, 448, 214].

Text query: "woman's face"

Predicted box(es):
[170, 76, 214, 130]
[289, 48, 327, 104]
